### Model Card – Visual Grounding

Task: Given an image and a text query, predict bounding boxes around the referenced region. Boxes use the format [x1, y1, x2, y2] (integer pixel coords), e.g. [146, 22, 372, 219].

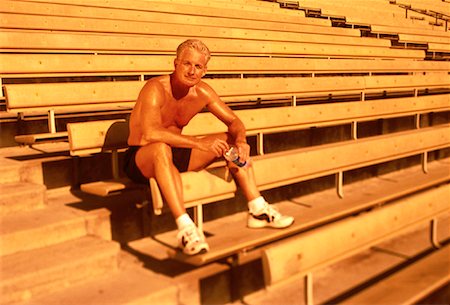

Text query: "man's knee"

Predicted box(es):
[136, 142, 174, 172]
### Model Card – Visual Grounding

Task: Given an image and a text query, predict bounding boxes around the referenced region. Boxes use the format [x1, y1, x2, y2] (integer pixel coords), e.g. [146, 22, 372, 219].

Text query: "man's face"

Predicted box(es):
[174, 48, 208, 87]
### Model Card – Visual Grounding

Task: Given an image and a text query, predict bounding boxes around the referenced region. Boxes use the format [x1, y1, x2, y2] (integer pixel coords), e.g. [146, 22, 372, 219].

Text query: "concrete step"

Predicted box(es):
[0, 182, 46, 216]
[0, 157, 22, 183]
[0, 206, 91, 256]
[1, 236, 120, 305]
[20, 264, 179, 305]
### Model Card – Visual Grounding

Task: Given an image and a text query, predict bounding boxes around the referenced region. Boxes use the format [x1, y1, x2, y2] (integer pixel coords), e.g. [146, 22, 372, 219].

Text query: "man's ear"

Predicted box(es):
[202, 65, 208, 77]
[174, 58, 179, 68]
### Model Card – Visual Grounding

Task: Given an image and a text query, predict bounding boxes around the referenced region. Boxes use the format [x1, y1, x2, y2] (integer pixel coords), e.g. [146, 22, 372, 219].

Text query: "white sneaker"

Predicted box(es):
[177, 225, 209, 255]
[247, 202, 294, 229]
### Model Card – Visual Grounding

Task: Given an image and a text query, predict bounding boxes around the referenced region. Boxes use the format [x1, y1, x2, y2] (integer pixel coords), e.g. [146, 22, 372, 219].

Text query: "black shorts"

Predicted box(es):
[123, 146, 192, 185]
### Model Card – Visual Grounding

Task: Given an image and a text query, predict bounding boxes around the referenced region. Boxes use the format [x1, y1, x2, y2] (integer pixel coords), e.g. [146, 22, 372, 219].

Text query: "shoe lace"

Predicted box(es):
[264, 203, 281, 220]
[183, 226, 202, 244]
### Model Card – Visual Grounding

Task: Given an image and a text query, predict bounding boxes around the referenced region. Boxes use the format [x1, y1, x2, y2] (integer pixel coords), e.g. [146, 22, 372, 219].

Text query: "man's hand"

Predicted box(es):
[235, 141, 250, 164]
[197, 137, 230, 157]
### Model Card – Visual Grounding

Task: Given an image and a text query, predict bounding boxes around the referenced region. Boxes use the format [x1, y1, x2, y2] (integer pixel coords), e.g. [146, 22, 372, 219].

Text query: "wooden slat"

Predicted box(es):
[12, 0, 329, 27]
[67, 119, 126, 155]
[0, 30, 425, 59]
[339, 245, 450, 305]
[183, 94, 450, 136]
[0, 0, 358, 37]
[6, 75, 449, 112]
[399, 33, 450, 44]
[155, 159, 450, 265]
[262, 184, 450, 286]
[428, 42, 450, 53]
[371, 24, 450, 38]
[168, 125, 450, 210]
[249, 125, 450, 192]
[0, 12, 390, 48]
[1, 54, 449, 76]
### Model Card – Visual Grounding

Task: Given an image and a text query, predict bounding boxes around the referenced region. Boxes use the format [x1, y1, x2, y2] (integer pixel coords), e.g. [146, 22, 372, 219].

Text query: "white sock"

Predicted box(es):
[176, 213, 195, 230]
[248, 196, 267, 214]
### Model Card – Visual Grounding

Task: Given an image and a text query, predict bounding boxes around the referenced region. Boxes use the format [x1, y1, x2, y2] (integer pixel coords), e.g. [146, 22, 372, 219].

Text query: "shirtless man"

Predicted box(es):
[124, 39, 294, 255]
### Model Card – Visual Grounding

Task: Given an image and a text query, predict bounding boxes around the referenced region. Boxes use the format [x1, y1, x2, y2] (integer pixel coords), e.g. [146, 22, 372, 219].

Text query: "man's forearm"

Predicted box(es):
[228, 118, 247, 144]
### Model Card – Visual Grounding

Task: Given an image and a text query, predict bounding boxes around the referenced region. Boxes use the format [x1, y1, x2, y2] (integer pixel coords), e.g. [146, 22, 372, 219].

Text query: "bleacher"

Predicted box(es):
[0, 0, 449, 304]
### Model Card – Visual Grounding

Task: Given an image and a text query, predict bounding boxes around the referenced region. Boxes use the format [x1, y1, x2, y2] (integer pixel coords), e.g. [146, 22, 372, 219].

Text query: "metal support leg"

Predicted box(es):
[305, 272, 314, 305]
[415, 113, 421, 129]
[48, 109, 56, 133]
[336, 171, 344, 199]
[292, 95, 297, 107]
[422, 151, 428, 174]
[111, 150, 120, 180]
[351, 121, 358, 140]
[229, 254, 240, 302]
[257, 132, 264, 155]
[193, 204, 203, 232]
[430, 218, 442, 249]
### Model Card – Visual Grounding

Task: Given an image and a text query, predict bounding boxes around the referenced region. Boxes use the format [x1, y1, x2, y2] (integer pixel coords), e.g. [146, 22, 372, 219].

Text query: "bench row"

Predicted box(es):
[1, 54, 449, 80]
[6, 74, 450, 144]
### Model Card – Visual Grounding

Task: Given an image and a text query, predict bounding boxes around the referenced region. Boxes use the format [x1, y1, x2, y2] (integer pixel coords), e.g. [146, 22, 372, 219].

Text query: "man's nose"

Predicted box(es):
[187, 65, 195, 74]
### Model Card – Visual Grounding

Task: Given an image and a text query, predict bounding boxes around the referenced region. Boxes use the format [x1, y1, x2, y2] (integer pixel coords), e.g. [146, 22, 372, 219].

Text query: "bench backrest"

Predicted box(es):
[0, 30, 425, 59]
[262, 184, 449, 286]
[2, 54, 448, 77]
[5, 75, 449, 113]
[0, 12, 390, 48]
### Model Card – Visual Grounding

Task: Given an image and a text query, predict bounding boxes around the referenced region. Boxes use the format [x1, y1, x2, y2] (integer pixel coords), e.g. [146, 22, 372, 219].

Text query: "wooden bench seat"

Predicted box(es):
[2, 0, 362, 38]
[0, 30, 425, 59]
[260, 184, 449, 304]
[371, 24, 450, 38]
[66, 93, 450, 193]
[0, 12, 391, 48]
[68, 120, 450, 231]
[2, 54, 448, 79]
[152, 159, 450, 266]
[339, 244, 450, 305]
[12, 0, 333, 28]
[398, 33, 450, 44]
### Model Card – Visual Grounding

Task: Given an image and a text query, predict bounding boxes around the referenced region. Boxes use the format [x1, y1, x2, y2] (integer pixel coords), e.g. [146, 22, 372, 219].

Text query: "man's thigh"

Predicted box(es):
[188, 133, 230, 171]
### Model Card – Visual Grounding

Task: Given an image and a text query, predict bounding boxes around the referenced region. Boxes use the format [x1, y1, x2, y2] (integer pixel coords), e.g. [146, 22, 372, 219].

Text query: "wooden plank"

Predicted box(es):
[399, 33, 450, 44]
[249, 125, 450, 192]
[2, 54, 449, 76]
[7, 75, 448, 112]
[183, 94, 450, 136]
[13, 0, 330, 27]
[428, 42, 450, 53]
[154, 159, 450, 265]
[0, 0, 359, 37]
[14, 132, 68, 145]
[0, 12, 390, 48]
[262, 184, 450, 286]
[0, 30, 425, 59]
[67, 119, 127, 155]
[371, 24, 450, 38]
[339, 245, 450, 305]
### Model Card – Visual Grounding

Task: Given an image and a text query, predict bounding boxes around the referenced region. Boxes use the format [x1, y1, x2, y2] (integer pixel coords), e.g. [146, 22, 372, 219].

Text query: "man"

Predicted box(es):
[124, 39, 294, 255]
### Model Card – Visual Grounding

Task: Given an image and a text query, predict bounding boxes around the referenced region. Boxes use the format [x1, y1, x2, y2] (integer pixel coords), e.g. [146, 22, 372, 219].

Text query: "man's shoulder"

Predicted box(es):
[141, 75, 169, 93]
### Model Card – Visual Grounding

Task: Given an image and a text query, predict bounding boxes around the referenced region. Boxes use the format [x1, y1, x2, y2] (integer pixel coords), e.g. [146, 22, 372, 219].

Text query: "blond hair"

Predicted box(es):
[176, 39, 211, 63]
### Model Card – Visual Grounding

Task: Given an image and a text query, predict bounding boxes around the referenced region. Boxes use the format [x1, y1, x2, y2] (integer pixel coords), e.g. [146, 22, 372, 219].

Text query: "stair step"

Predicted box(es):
[1, 236, 120, 305]
[0, 182, 46, 215]
[0, 206, 89, 256]
[0, 158, 22, 183]
[21, 265, 179, 305]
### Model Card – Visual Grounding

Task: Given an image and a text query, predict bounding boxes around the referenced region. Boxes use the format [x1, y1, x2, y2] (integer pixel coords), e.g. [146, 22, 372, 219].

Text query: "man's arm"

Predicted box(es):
[199, 82, 250, 162]
[138, 80, 229, 156]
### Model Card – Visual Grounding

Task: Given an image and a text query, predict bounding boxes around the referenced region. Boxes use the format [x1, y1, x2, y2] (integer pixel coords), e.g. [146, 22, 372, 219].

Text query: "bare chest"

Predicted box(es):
[160, 98, 205, 129]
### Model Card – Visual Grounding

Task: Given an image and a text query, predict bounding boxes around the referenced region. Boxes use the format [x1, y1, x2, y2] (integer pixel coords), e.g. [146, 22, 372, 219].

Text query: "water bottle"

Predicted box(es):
[224, 146, 247, 167]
